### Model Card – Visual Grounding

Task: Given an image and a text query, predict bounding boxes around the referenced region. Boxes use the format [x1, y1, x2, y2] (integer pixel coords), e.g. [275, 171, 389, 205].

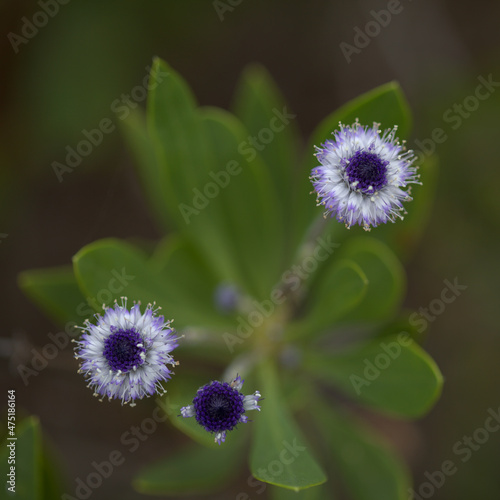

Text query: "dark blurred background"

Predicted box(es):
[1, 0, 499, 498]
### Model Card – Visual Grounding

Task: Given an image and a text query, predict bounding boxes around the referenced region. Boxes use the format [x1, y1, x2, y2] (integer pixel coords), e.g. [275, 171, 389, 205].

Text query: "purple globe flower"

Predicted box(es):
[180, 375, 261, 445]
[311, 121, 420, 231]
[74, 299, 179, 406]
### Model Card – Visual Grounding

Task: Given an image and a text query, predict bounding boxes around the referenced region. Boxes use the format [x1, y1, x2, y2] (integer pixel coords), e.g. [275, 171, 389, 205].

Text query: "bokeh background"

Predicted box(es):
[1, 0, 499, 498]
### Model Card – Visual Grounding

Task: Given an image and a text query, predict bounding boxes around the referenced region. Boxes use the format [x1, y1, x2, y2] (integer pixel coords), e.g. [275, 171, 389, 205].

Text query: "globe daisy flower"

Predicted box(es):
[180, 375, 261, 445]
[74, 298, 179, 406]
[311, 121, 420, 231]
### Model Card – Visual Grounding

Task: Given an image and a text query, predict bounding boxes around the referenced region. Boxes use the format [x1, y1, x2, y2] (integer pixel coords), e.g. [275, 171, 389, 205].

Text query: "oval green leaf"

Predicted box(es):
[73, 238, 234, 331]
[337, 236, 406, 322]
[250, 360, 327, 490]
[18, 266, 87, 326]
[311, 82, 412, 150]
[303, 337, 443, 417]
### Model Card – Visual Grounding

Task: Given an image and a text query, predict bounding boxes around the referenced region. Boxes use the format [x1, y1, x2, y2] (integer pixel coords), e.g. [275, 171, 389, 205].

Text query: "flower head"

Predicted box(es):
[180, 375, 261, 445]
[74, 298, 179, 406]
[311, 121, 420, 231]
[214, 283, 241, 314]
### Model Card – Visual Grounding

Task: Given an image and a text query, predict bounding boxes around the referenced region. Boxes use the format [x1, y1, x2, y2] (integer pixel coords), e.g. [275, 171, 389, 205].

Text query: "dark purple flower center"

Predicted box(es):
[103, 329, 146, 372]
[193, 381, 245, 433]
[345, 150, 388, 194]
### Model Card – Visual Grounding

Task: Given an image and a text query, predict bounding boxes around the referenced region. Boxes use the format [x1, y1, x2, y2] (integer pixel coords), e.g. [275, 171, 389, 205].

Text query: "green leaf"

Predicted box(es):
[289, 259, 368, 339]
[233, 65, 298, 189]
[0, 416, 42, 500]
[303, 336, 443, 417]
[151, 235, 233, 330]
[120, 109, 171, 231]
[270, 483, 331, 500]
[200, 106, 286, 298]
[18, 267, 87, 326]
[250, 360, 327, 490]
[314, 399, 410, 500]
[134, 436, 245, 496]
[143, 59, 247, 288]
[146, 57, 206, 216]
[73, 237, 151, 308]
[233, 64, 299, 262]
[73, 238, 234, 331]
[311, 82, 412, 148]
[373, 310, 428, 344]
[41, 446, 66, 500]
[337, 236, 405, 323]
[295, 82, 412, 251]
[0, 417, 66, 499]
